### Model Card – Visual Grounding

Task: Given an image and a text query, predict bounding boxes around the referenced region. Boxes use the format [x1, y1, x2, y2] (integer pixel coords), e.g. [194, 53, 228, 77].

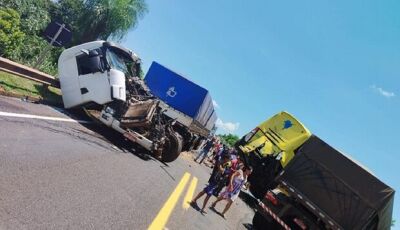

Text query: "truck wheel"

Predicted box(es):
[161, 132, 183, 162]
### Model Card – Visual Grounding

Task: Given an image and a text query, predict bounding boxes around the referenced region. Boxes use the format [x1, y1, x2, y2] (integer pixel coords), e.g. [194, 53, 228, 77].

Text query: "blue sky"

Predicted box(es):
[123, 0, 400, 225]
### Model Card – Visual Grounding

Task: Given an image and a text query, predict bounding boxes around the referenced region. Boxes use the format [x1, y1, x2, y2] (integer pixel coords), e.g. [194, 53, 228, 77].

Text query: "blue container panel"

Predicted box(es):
[145, 62, 208, 118]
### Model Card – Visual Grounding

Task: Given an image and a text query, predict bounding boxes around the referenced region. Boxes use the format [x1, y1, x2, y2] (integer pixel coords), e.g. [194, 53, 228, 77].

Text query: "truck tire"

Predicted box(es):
[161, 131, 183, 162]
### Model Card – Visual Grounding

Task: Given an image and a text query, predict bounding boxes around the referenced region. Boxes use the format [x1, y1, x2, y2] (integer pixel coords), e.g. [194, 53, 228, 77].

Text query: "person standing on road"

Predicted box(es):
[190, 154, 231, 214]
[194, 137, 215, 164]
[211, 144, 226, 164]
[208, 144, 227, 184]
[229, 151, 243, 174]
[210, 166, 253, 219]
[211, 147, 237, 196]
[216, 156, 245, 197]
[209, 140, 222, 161]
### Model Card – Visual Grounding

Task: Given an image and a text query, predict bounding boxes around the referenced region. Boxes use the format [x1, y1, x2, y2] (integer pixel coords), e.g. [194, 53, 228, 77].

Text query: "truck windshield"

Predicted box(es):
[105, 50, 130, 76]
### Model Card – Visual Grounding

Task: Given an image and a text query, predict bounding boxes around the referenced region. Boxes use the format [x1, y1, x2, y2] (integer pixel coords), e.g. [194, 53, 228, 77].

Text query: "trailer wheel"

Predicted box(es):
[161, 131, 183, 162]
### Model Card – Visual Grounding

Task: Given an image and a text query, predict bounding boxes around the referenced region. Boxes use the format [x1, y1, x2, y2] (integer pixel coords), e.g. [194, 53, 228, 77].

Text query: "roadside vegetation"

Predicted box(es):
[0, 71, 62, 103]
[0, 0, 147, 75]
[0, 0, 147, 100]
[217, 134, 240, 147]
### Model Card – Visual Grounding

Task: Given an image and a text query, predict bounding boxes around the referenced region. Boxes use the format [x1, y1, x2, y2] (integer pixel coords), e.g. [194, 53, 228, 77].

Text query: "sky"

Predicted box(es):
[122, 0, 400, 225]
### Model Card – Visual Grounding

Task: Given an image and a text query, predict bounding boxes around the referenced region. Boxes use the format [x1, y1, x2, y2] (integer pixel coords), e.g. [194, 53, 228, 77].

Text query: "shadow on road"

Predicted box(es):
[34, 84, 62, 104]
[189, 201, 201, 211]
[64, 108, 158, 162]
[209, 206, 225, 219]
[239, 191, 258, 210]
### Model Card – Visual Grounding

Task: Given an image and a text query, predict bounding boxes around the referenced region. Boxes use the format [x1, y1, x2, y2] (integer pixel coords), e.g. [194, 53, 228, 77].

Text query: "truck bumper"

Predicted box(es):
[99, 109, 153, 151]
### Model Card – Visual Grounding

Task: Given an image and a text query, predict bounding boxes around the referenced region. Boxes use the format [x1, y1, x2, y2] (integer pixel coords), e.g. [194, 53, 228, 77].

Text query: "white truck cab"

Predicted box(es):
[58, 41, 183, 162]
[58, 41, 138, 108]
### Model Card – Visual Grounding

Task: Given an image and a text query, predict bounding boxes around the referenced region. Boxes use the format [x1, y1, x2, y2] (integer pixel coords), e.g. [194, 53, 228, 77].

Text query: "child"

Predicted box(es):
[190, 154, 231, 214]
[210, 166, 253, 218]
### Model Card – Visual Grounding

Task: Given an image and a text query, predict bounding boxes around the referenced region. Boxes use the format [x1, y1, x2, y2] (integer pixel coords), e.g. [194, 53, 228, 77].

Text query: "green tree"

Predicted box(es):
[0, 0, 61, 74]
[16, 35, 63, 75]
[0, 0, 53, 35]
[49, 0, 86, 46]
[0, 0, 148, 74]
[218, 134, 240, 147]
[52, 0, 147, 45]
[0, 8, 25, 58]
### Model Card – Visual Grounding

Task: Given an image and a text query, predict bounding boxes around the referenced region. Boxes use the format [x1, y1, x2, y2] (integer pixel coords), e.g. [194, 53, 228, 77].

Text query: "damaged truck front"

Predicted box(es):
[58, 41, 183, 162]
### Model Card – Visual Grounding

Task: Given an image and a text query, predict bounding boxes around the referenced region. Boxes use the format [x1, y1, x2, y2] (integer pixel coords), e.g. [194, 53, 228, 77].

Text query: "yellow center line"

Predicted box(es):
[148, 172, 191, 230]
[182, 177, 198, 210]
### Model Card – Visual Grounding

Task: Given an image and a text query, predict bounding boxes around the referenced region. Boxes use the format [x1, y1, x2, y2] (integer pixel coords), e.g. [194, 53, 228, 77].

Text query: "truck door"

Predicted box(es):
[76, 49, 113, 105]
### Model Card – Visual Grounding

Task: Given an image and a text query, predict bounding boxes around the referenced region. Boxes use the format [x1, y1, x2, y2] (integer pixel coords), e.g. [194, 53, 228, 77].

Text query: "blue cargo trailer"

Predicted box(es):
[145, 62, 217, 150]
[145, 62, 217, 130]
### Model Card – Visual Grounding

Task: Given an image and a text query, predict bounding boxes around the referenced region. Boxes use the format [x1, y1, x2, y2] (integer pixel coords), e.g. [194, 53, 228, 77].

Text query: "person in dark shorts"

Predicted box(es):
[190, 155, 231, 214]
[210, 148, 236, 196]
[208, 145, 228, 184]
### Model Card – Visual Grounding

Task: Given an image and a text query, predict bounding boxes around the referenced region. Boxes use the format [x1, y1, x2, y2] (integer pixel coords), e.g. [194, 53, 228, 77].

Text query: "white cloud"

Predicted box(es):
[212, 100, 220, 109]
[216, 118, 239, 134]
[370, 85, 395, 98]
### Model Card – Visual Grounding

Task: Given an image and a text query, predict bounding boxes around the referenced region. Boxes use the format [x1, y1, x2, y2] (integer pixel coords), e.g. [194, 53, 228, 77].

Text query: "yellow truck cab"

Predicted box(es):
[235, 111, 311, 201]
[238, 111, 311, 168]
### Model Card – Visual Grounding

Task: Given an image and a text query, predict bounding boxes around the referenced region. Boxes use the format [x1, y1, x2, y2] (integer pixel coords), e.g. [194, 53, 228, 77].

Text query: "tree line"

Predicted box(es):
[0, 0, 147, 75]
[217, 134, 240, 147]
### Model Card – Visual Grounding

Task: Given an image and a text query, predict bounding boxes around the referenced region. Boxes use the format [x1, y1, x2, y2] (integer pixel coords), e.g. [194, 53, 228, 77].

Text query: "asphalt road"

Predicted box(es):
[0, 95, 254, 230]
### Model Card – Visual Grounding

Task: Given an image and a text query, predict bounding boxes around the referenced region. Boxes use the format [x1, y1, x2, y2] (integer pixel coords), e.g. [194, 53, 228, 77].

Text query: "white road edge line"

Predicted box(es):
[0, 111, 92, 124]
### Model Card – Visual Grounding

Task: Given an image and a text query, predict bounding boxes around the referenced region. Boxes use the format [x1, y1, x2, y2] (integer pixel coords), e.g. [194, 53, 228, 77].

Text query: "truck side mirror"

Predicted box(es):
[76, 50, 105, 75]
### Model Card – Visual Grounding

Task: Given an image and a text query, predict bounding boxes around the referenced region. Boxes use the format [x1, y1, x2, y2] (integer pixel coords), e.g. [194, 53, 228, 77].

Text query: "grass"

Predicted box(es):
[0, 71, 62, 104]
